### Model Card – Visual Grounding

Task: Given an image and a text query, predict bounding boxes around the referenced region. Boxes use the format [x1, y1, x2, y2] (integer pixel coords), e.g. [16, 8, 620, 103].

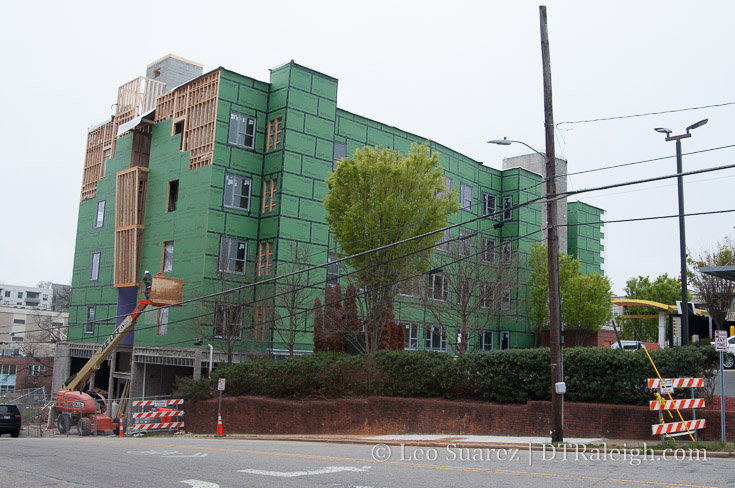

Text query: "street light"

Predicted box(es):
[654, 119, 708, 346]
[489, 137, 564, 442]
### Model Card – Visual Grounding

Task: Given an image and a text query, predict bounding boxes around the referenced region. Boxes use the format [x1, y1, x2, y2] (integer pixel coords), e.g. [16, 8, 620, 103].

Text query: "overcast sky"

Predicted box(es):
[1, 0, 733, 295]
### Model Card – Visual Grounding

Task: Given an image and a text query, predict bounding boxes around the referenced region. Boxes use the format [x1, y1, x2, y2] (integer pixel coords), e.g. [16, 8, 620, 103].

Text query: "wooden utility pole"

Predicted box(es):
[539, 5, 563, 443]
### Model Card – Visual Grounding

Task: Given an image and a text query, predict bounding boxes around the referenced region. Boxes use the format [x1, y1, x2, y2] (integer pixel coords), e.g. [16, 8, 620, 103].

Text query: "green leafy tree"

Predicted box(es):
[527, 243, 583, 345]
[688, 237, 735, 331]
[324, 144, 459, 353]
[620, 274, 683, 341]
[563, 273, 613, 345]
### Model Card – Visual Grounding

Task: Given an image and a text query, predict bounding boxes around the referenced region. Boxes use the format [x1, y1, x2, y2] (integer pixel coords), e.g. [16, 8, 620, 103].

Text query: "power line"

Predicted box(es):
[556, 101, 735, 127]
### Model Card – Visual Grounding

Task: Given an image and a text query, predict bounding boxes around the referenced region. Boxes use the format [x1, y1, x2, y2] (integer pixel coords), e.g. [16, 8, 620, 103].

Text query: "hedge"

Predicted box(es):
[174, 344, 718, 405]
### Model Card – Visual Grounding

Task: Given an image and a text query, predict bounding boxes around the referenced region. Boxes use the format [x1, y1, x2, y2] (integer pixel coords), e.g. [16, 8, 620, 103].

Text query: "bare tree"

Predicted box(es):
[19, 311, 66, 361]
[688, 237, 735, 331]
[420, 236, 519, 355]
[270, 242, 314, 356]
[192, 268, 252, 367]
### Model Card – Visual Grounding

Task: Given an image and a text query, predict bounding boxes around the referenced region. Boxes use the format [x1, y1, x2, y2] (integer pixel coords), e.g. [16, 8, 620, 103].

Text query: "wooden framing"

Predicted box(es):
[114, 167, 149, 287]
[257, 241, 273, 277]
[116, 76, 166, 127]
[262, 178, 278, 212]
[267, 117, 283, 151]
[81, 76, 163, 201]
[81, 119, 116, 201]
[155, 69, 221, 170]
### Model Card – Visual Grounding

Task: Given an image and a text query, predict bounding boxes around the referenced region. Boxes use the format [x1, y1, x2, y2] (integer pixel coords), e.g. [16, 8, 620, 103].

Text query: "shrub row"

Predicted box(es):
[174, 344, 718, 405]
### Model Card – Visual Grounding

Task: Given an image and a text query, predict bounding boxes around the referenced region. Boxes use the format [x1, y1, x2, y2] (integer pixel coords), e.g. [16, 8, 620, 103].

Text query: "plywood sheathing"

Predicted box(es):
[155, 69, 221, 170]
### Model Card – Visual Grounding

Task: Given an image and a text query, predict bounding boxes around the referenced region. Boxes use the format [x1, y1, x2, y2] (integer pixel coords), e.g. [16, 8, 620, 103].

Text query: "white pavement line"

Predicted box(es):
[180, 480, 219, 488]
[238, 466, 372, 478]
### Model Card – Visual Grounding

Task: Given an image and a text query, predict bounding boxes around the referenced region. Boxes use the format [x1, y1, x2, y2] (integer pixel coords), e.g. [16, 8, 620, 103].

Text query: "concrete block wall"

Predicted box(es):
[146, 55, 203, 92]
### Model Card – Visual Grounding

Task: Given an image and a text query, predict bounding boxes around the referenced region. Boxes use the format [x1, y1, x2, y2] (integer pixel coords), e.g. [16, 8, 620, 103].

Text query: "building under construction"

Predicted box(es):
[56, 55, 605, 399]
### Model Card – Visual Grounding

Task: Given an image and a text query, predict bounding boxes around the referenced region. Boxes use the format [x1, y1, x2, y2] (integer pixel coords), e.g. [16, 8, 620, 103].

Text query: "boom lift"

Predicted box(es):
[54, 276, 183, 435]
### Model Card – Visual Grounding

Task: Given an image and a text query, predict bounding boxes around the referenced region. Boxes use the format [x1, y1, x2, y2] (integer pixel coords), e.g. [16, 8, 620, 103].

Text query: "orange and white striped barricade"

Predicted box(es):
[648, 378, 705, 442]
[129, 399, 184, 433]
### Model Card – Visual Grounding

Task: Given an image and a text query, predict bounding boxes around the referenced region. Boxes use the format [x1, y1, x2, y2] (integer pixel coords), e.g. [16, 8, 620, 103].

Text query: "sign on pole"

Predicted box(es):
[218, 378, 226, 391]
[715, 330, 728, 352]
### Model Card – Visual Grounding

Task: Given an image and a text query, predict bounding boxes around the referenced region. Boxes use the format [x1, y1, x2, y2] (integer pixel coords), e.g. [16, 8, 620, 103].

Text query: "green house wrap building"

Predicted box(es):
[56, 56, 604, 398]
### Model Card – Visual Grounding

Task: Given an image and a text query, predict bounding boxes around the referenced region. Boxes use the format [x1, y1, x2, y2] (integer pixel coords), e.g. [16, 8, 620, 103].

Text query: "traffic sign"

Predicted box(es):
[218, 378, 226, 391]
[715, 330, 728, 352]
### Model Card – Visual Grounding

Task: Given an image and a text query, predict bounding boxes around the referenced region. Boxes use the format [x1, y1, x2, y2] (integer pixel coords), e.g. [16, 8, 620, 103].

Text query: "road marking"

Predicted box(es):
[90, 439, 720, 488]
[180, 480, 218, 488]
[238, 466, 371, 478]
[127, 449, 208, 458]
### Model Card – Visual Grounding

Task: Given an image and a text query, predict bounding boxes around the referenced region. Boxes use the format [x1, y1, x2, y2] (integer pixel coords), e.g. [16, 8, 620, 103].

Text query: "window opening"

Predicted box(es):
[162, 241, 174, 272]
[167, 180, 179, 212]
[267, 117, 283, 151]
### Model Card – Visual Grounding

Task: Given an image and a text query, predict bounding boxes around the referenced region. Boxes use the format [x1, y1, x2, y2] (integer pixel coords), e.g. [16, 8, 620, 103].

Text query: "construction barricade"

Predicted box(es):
[129, 399, 184, 433]
[648, 377, 705, 442]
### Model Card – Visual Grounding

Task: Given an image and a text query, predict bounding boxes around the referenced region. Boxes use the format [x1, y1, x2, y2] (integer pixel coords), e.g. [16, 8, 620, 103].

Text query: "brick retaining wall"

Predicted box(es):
[185, 396, 735, 441]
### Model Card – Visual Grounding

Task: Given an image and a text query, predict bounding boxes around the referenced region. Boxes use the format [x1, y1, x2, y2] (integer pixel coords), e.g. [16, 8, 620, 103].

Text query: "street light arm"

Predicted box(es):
[487, 138, 549, 162]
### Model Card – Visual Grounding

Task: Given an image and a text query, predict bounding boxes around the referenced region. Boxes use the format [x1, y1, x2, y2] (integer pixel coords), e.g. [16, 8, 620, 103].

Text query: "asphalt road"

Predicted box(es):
[0, 436, 732, 488]
[714, 368, 735, 396]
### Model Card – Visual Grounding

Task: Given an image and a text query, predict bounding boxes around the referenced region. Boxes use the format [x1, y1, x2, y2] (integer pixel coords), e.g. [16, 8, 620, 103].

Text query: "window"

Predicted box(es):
[459, 229, 474, 257]
[502, 196, 513, 220]
[258, 241, 274, 276]
[262, 178, 278, 212]
[438, 229, 451, 252]
[482, 193, 497, 219]
[399, 277, 421, 298]
[427, 273, 448, 301]
[214, 302, 243, 339]
[42, 294, 48, 301]
[501, 241, 512, 264]
[333, 141, 346, 171]
[10, 335, 23, 342]
[460, 183, 473, 210]
[228, 111, 256, 149]
[224, 173, 251, 211]
[253, 306, 270, 341]
[85, 306, 95, 334]
[28, 365, 44, 376]
[437, 176, 452, 199]
[162, 241, 174, 273]
[90, 252, 100, 281]
[500, 331, 510, 350]
[167, 180, 179, 212]
[327, 253, 340, 286]
[482, 238, 496, 263]
[0, 363, 17, 392]
[102, 148, 111, 178]
[95, 200, 105, 228]
[12, 319, 25, 325]
[425, 325, 447, 352]
[17, 292, 22, 299]
[219, 237, 247, 274]
[267, 117, 283, 151]
[4, 291, 9, 297]
[481, 283, 494, 309]
[157, 308, 168, 336]
[501, 288, 511, 311]
[404, 323, 419, 350]
[481, 330, 494, 351]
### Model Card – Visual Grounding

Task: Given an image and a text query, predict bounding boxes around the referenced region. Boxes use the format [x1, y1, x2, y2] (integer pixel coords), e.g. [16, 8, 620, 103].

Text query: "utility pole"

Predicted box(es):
[540, 5, 563, 443]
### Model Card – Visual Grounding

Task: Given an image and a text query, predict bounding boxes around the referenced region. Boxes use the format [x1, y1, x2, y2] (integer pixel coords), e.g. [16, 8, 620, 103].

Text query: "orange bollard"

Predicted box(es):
[119, 413, 124, 438]
[215, 413, 224, 437]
